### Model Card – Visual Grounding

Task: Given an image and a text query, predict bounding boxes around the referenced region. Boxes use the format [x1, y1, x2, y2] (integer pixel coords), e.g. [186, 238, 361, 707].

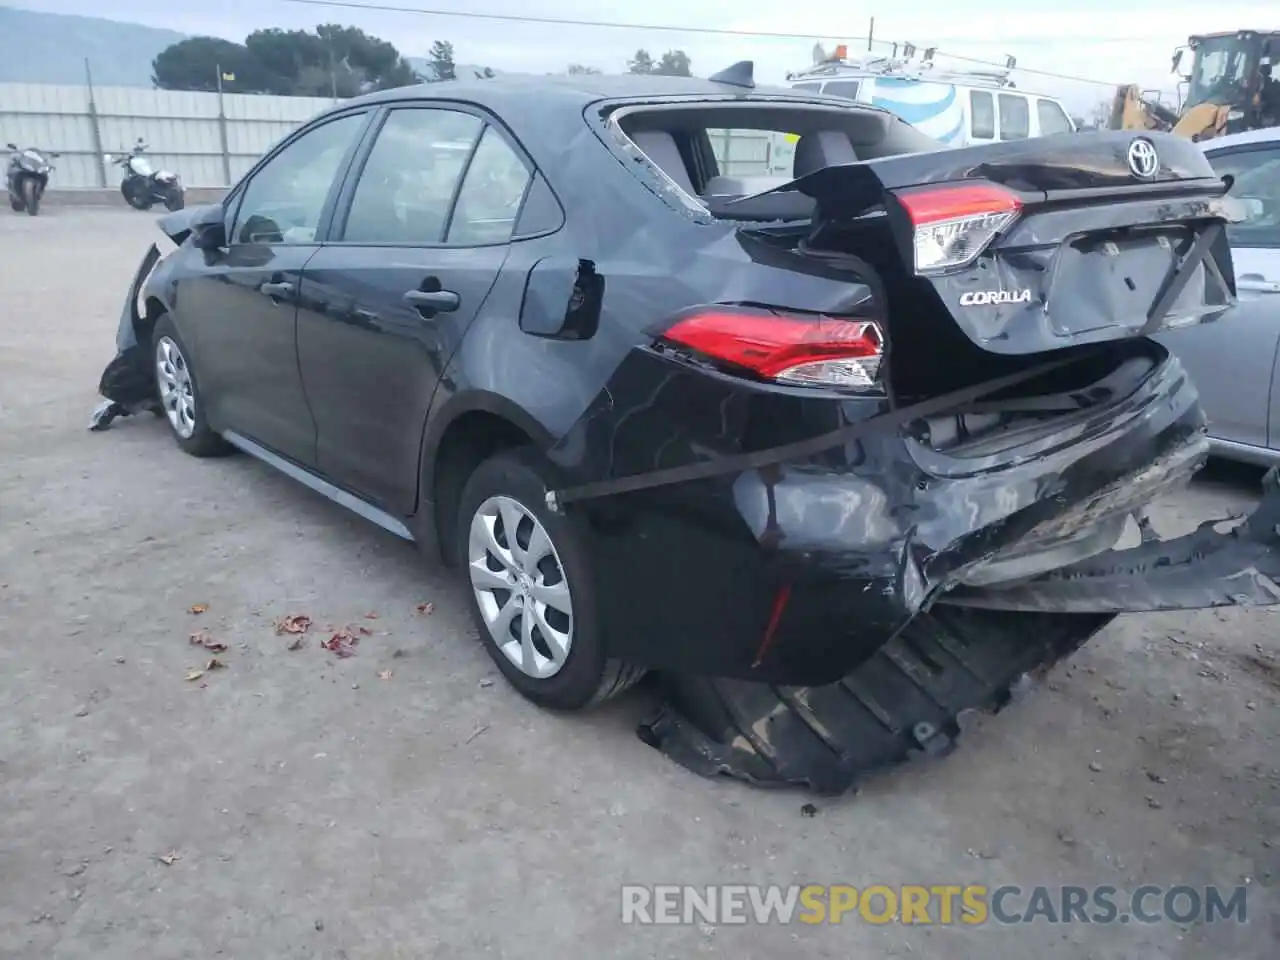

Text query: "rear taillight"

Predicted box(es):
[660, 307, 883, 390]
[896, 182, 1022, 275]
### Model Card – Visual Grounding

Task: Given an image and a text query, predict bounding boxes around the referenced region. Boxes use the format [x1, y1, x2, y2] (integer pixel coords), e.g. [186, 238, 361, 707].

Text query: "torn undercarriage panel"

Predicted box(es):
[640, 605, 1109, 794]
[640, 470, 1280, 793]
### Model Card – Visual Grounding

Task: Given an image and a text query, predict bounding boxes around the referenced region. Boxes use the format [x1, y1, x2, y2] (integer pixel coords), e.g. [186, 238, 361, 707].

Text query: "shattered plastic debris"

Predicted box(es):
[274, 614, 312, 636]
[184, 669, 204, 682]
[189, 603, 208, 615]
[188, 630, 227, 654]
[377, 670, 393, 680]
[205, 657, 225, 671]
[415, 602, 434, 616]
[158, 852, 181, 866]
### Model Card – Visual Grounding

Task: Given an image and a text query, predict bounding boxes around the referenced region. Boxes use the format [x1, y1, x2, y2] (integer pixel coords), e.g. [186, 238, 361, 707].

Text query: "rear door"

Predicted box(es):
[1156, 140, 1280, 451]
[297, 104, 533, 514]
[176, 110, 371, 464]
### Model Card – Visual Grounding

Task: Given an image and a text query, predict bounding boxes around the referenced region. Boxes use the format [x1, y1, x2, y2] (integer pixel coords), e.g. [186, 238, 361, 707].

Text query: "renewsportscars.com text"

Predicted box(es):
[620, 884, 1248, 926]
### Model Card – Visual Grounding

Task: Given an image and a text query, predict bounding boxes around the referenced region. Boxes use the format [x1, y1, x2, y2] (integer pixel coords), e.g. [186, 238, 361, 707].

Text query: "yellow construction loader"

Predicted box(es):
[1111, 29, 1280, 142]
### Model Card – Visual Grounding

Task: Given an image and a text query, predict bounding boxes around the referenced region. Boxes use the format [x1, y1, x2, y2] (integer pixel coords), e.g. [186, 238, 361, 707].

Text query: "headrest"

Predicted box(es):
[793, 130, 858, 178]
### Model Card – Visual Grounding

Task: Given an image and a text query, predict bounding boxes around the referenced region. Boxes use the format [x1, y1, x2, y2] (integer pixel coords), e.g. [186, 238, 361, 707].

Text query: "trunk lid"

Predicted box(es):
[755, 130, 1244, 357]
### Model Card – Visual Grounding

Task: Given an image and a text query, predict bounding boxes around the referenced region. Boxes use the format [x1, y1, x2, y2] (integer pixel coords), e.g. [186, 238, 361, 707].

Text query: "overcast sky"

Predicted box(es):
[12, 0, 1278, 114]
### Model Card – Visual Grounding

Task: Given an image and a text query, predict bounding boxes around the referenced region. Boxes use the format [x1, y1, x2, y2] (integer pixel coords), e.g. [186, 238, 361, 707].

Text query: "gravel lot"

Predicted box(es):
[1, 207, 1277, 959]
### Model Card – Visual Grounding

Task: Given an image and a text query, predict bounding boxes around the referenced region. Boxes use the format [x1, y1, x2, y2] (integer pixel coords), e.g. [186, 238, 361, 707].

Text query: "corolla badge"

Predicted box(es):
[1127, 137, 1159, 179]
[959, 289, 1033, 306]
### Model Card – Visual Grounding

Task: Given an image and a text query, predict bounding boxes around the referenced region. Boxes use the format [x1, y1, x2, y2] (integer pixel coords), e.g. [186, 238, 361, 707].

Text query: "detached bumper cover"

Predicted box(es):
[641, 469, 1280, 792]
[944, 467, 1280, 612]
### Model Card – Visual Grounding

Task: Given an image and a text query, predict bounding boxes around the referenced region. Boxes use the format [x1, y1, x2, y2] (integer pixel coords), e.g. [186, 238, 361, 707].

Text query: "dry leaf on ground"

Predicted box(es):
[274, 614, 312, 636]
[189, 603, 208, 615]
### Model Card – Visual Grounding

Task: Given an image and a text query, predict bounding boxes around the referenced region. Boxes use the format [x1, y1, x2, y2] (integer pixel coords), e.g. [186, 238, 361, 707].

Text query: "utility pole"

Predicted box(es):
[84, 57, 107, 187]
[215, 63, 232, 184]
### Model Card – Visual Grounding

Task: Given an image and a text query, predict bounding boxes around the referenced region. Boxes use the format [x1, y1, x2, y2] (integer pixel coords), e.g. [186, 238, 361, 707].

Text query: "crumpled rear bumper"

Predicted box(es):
[943, 465, 1280, 612]
[640, 469, 1280, 793]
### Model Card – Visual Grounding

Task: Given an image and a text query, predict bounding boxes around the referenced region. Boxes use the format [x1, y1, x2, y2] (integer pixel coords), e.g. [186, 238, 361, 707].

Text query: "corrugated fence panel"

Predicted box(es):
[4, 81, 781, 189]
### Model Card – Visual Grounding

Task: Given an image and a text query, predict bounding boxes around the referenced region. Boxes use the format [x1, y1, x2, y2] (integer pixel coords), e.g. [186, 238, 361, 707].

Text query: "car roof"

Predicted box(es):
[334, 71, 851, 116]
[1200, 126, 1280, 153]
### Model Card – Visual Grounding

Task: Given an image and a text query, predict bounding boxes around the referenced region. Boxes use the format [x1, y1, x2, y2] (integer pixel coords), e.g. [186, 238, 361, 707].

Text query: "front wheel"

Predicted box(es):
[163, 187, 184, 212]
[457, 448, 644, 711]
[22, 178, 39, 216]
[150, 314, 231, 458]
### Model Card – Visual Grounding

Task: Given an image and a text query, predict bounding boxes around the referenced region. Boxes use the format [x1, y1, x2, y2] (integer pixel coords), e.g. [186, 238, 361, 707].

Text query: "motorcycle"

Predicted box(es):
[108, 139, 184, 212]
[6, 143, 59, 216]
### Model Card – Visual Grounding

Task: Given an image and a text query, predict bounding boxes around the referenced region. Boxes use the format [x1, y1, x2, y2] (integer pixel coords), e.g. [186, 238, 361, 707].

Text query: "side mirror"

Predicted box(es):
[5, 142, 16, 150]
[191, 206, 227, 250]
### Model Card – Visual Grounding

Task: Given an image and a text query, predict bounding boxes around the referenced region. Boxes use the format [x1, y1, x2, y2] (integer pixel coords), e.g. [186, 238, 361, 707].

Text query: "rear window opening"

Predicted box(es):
[607, 100, 940, 222]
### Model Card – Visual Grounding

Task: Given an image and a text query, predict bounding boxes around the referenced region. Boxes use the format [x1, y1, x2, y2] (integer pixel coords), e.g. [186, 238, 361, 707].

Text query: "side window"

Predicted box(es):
[342, 107, 482, 244]
[233, 112, 366, 245]
[970, 91, 995, 139]
[1036, 98, 1073, 135]
[792, 82, 822, 92]
[822, 80, 862, 101]
[446, 126, 533, 246]
[998, 94, 1030, 139]
[1207, 146, 1280, 248]
[513, 173, 564, 238]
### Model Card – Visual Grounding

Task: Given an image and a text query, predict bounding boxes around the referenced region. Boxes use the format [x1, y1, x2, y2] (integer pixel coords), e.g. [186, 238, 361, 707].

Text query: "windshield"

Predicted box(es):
[1185, 35, 1258, 108]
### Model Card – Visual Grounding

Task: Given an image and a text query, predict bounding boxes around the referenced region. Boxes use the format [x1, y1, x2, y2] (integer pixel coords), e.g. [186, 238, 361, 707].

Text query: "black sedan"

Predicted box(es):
[90, 68, 1280, 784]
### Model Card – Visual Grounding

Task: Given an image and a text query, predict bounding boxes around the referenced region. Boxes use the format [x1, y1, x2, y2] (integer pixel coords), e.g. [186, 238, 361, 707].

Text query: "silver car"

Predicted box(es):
[1158, 126, 1280, 465]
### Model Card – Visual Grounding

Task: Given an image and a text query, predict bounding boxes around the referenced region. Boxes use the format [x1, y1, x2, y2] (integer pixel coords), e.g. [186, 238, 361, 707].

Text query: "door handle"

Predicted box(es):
[260, 280, 295, 301]
[403, 289, 460, 313]
[1238, 276, 1280, 294]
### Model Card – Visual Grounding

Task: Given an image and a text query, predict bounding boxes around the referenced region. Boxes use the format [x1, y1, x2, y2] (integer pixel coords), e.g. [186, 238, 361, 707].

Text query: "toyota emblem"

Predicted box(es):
[1127, 138, 1159, 179]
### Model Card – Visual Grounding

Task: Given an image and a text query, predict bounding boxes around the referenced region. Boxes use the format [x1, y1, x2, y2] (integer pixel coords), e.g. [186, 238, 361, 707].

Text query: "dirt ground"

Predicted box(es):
[0, 208, 1276, 959]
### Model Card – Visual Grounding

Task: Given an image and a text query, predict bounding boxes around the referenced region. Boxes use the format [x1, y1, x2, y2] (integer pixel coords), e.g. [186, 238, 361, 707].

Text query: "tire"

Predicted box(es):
[163, 188, 185, 212]
[122, 180, 152, 211]
[9, 194, 22, 212]
[456, 448, 645, 711]
[150, 314, 231, 458]
[22, 179, 39, 216]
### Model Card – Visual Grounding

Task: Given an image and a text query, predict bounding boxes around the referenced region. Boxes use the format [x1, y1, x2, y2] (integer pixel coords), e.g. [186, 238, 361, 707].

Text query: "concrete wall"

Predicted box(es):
[1, 81, 792, 191]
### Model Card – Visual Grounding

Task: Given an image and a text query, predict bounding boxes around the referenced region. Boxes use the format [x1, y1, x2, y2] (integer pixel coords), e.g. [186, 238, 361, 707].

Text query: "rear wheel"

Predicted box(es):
[22, 179, 38, 216]
[150, 314, 231, 458]
[457, 449, 644, 710]
[122, 180, 152, 211]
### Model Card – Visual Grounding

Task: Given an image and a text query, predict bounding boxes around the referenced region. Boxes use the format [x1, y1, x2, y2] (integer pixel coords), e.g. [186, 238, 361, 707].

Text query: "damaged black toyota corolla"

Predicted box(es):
[90, 66, 1280, 791]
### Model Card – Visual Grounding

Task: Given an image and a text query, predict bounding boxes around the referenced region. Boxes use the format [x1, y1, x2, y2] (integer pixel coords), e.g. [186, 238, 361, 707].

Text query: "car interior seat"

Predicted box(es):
[628, 130, 697, 195]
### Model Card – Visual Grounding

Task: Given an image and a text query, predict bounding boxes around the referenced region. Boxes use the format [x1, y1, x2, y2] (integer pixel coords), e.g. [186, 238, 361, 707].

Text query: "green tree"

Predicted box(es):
[628, 49, 654, 74]
[567, 64, 600, 75]
[654, 50, 691, 77]
[155, 25, 418, 97]
[152, 36, 265, 92]
[428, 40, 456, 81]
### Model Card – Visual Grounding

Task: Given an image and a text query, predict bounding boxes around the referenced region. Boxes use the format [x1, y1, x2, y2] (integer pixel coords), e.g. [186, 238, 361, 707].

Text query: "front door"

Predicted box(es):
[297, 106, 533, 514]
[180, 110, 371, 465]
